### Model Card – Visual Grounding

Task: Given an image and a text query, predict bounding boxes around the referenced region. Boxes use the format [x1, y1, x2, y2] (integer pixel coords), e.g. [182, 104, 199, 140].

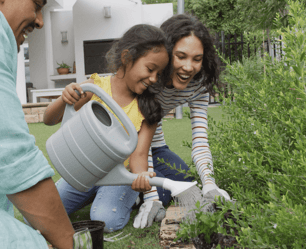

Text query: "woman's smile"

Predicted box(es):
[170, 35, 204, 90]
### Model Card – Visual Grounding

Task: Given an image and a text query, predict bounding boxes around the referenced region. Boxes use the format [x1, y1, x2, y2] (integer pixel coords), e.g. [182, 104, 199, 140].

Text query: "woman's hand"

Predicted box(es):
[131, 172, 156, 192]
[202, 182, 231, 201]
[61, 83, 86, 105]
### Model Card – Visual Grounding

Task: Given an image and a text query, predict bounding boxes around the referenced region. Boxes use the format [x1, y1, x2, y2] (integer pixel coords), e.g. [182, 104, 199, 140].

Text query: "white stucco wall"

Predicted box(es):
[27, 2, 65, 92]
[27, 8, 49, 90]
[51, 11, 75, 74]
[16, 45, 27, 104]
[62, 0, 77, 10]
[142, 3, 173, 27]
[73, 0, 143, 82]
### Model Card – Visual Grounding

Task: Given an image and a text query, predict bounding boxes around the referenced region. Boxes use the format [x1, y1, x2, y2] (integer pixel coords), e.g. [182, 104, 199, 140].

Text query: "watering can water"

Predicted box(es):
[46, 83, 196, 197]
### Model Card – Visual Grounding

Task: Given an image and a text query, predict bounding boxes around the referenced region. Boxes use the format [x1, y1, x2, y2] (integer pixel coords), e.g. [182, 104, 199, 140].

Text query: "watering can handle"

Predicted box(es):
[61, 83, 138, 150]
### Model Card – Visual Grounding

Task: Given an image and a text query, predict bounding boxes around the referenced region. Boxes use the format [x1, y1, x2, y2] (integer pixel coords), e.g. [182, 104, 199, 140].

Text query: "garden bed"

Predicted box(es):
[191, 205, 241, 249]
[160, 204, 244, 249]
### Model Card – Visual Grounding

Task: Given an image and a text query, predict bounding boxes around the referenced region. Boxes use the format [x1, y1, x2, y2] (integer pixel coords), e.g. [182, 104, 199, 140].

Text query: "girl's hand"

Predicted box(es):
[131, 172, 156, 192]
[61, 83, 86, 105]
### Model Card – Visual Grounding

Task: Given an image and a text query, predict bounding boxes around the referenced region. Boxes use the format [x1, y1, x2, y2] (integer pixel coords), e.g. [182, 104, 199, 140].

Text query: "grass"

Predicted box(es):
[15, 105, 224, 248]
[162, 105, 225, 163]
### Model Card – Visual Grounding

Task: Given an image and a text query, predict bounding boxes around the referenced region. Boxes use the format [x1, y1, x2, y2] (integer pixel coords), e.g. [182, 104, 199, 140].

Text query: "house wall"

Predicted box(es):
[16, 0, 66, 103]
[16, 45, 27, 104]
[73, 0, 173, 83]
[27, 8, 50, 90]
[51, 11, 75, 75]
[142, 3, 173, 27]
[73, 0, 143, 83]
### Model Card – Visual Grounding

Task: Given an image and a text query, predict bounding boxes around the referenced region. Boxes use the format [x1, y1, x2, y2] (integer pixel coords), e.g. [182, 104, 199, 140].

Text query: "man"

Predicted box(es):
[0, 0, 75, 248]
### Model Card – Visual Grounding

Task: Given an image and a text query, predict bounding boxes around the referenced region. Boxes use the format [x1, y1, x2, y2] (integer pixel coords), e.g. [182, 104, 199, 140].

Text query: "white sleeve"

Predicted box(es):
[143, 147, 160, 202]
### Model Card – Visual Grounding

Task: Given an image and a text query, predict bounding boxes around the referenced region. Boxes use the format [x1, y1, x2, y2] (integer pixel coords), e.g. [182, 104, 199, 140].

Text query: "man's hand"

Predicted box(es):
[133, 201, 166, 229]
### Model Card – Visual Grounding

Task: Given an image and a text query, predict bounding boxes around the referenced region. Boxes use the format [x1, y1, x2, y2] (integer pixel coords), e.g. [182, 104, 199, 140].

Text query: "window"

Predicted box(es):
[83, 39, 115, 75]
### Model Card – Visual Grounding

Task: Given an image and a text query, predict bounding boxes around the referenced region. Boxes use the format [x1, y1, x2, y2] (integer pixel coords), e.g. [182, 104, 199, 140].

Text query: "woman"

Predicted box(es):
[140, 14, 231, 213]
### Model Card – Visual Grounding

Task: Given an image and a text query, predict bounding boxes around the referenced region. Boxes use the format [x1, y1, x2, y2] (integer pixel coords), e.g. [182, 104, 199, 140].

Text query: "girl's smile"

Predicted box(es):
[141, 81, 149, 88]
[123, 47, 169, 95]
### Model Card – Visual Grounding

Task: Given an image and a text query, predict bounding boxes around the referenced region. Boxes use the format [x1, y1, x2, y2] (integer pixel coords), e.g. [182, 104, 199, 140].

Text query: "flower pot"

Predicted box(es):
[72, 220, 105, 249]
[57, 68, 69, 75]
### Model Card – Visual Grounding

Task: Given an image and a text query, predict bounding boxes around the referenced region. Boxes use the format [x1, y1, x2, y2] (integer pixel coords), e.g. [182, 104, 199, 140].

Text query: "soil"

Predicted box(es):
[191, 204, 245, 249]
[192, 232, 239, 249]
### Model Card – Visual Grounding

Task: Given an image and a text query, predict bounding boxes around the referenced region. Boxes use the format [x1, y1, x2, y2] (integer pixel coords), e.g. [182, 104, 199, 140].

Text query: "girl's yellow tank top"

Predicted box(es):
[90, 73, 145, 169]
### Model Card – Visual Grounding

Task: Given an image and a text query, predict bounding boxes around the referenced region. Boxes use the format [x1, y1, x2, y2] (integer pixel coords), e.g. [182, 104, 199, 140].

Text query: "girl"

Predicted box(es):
[141, 14, 230, 213]
[43, 24, 169, 232]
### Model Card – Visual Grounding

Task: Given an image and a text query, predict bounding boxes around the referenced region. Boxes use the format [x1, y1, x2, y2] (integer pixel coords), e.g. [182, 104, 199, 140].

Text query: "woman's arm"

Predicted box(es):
[188, 92, 214, 185]
[130, 120, 158, 192]
[43, 79, 94, 125]
[189, 92, 231, 200]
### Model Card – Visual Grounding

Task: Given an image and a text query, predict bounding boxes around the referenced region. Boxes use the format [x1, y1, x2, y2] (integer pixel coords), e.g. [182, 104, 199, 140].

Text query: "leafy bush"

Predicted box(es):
[176, 1, 306, 248]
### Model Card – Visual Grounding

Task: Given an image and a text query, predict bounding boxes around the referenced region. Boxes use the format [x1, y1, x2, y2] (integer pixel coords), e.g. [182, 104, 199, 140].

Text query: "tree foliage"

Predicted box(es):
[184, 0, 306, 33]
[184, 0, 245, 34]
[236, 0, 289, 31]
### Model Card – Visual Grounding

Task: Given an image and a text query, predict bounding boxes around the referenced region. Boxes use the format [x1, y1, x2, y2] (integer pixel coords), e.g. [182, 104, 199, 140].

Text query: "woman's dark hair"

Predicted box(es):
[106, 24, 168, 125]
[160, 14, 220, 95]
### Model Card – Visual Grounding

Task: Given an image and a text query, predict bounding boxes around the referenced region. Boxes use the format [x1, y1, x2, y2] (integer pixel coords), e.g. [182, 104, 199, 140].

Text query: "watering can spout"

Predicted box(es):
[95, 164, 197, 198]
[95, 163, 165, 187]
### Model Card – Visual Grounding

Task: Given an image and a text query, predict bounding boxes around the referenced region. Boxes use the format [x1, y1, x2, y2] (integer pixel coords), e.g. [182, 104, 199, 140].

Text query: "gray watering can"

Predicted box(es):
[46, 83, 196, 197]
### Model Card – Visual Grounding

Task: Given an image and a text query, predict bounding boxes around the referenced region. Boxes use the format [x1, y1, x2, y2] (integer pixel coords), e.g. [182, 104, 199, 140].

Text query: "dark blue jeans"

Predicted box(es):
[152, 145, 194, 206]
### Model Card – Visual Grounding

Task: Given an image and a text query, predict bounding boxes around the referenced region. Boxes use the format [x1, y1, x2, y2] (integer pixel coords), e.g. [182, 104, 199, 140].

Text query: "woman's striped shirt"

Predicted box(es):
[144, 81, 215, 202]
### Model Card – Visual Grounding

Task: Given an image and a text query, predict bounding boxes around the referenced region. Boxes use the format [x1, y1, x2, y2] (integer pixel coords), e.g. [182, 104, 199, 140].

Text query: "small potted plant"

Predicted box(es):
[56, 61, 70, 75]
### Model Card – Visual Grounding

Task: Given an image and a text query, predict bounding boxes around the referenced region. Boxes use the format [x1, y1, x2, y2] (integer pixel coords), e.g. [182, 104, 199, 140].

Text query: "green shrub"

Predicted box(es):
[176, 1, 306, 247]
[174, 199, 227, 244]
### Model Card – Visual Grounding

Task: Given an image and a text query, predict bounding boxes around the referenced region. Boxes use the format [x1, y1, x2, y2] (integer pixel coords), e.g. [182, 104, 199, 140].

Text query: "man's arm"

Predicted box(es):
[7, 178, 74, 249]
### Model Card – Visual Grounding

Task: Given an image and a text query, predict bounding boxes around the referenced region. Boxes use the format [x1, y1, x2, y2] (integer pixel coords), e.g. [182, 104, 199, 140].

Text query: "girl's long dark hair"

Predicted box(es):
[160, 14, 220, 95]
[106, 24, 168, 125]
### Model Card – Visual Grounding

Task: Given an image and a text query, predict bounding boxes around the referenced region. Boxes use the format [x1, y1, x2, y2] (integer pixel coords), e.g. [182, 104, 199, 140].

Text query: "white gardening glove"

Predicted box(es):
[133, 200, 166, 229]
[202, 182, 231, 201]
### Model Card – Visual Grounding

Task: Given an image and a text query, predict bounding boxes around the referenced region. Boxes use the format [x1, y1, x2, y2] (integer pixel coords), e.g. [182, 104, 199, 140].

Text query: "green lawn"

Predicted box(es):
[162, 105, 224, 163]
[15, 105, 224, 248]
